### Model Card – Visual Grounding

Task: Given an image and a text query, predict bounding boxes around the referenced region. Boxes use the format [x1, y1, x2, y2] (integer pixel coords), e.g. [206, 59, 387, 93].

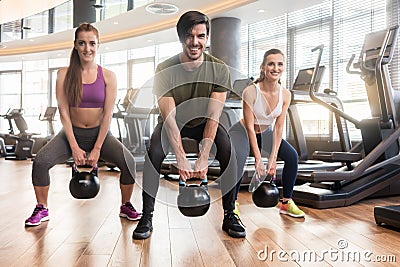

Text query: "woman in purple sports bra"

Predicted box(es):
[229, 49, 305, 218]
[25, 23, 141, 227]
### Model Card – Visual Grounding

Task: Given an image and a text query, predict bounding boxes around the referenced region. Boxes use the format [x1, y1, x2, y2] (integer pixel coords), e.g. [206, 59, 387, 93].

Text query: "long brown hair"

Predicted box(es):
[253, 48, 284, 84]
[63, 23, 99, 106]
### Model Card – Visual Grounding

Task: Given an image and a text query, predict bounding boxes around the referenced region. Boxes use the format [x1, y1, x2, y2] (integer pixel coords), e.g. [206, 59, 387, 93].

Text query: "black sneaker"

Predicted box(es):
[132, 213, 153, 240]
[222, 211, 246, 238]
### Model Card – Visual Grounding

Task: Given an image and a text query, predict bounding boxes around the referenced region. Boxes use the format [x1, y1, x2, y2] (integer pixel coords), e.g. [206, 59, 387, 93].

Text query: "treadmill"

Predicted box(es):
[160, 72, 346, 184]
[292, 25, 400, 209]
[374, 205, 400, 229]
[239, 66, 352, 185]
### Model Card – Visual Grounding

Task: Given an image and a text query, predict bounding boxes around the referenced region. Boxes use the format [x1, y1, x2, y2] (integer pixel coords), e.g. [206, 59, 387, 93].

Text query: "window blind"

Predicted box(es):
[332, 0, 386, 104]
[1, 20, 22, 42]
[332, 0, 386, 139]
[242, 0, 393, 141]
[240, 25, 249, 78]
[53, 0, 73, 33]
[245, 15, 287, 80]
[287, 1, 332, 138]
[287, 0, 331, 90]
[387, 0, 400, 99]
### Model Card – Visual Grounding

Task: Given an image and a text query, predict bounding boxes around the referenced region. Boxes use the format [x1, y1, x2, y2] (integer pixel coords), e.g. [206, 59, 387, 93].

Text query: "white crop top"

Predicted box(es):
[252, 83, 283, 126]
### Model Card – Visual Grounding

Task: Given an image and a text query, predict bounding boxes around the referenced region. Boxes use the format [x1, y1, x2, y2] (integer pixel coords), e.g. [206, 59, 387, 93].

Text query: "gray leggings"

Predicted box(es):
[32, 126, 136, 186]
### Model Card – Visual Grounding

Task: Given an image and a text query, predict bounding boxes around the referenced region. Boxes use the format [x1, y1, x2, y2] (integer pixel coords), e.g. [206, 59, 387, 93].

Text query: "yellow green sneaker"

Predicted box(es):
[233, 201, 240, 217]
[279, 199, 305, 218]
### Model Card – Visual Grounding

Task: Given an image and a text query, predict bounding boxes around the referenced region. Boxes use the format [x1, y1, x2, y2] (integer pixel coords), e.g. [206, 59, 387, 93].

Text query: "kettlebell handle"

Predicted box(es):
[72, 164, 98, 177]
[254, 174, 276, 183]
[179, 176, 208, 187]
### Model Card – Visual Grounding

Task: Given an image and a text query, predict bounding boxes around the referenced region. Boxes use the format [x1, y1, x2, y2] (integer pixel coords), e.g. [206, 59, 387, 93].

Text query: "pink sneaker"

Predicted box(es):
[25, 204, 49, 226]
[119, 202, 142, 221]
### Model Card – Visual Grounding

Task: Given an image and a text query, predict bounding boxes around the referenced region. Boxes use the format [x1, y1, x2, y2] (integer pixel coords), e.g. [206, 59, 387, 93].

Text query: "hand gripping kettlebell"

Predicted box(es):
[69, 164, 100, 199]
[252, 175, 280, 208]
[177, 178, 210, 217]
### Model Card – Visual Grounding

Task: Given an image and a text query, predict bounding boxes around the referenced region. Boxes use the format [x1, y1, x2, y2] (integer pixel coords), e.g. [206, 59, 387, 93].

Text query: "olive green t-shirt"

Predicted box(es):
[153, 53, 232, 128]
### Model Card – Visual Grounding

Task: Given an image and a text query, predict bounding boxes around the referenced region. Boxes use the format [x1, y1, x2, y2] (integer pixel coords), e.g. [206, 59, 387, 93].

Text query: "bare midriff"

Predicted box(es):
[240, 118, 270, 134]
[70, 107, 103, 128]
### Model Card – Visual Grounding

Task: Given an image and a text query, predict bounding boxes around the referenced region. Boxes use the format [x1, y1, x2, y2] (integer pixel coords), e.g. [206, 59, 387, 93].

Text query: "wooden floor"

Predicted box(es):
[1, 159, 400, 267]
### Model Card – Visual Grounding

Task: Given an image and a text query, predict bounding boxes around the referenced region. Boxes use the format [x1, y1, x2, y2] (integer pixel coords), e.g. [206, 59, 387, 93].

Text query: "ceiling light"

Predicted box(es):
[145, 3, 179, 15]
[258, 9, 265, 13]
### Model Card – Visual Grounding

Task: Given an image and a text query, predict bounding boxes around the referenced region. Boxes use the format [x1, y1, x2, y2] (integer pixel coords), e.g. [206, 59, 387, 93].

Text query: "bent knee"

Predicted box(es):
[120, 175, 135, 185]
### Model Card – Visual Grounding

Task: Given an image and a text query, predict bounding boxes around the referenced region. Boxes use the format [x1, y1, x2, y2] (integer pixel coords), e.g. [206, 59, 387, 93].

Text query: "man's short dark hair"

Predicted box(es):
[176, 11, 210, 43]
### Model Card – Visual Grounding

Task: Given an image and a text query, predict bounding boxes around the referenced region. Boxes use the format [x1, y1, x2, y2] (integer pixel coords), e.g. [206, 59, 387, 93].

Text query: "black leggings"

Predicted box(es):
[142, 122, 238, 213]
[32, 126, 136, 186]
[228, 121, 298, 199]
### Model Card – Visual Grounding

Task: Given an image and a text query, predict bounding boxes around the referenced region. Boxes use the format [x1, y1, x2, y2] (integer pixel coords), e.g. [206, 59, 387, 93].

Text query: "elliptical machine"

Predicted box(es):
[292, 25, 400, 208]
[0, 108, 36, 160]
[32, 107, 57, 155]
[0, 137, 6, 157]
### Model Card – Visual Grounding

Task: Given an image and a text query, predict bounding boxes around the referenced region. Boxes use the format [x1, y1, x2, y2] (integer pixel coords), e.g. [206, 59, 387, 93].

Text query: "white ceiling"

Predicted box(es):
[0, 0, 67, 24]
[0, 0, 322, 62]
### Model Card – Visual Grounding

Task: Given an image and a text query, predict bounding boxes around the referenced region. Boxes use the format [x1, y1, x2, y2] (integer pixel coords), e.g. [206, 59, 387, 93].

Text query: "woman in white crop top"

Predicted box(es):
[229, 49, 305, 218]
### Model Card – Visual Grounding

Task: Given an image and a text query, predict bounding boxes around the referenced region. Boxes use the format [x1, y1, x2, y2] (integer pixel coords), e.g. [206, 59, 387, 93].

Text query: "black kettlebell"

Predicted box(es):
[177, 179, 210, 217]
[69, 164, 100, 199]
[252, 176, 280, 208]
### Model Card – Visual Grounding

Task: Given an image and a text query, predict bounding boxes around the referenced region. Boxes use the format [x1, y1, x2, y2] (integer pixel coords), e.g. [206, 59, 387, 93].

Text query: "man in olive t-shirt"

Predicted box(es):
[133, 10, 246, 240]
[154, 52, 230, 127]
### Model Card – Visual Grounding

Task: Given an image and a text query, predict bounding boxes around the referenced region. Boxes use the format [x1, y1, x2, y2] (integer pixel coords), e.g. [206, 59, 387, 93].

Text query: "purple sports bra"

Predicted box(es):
[71, 65, 105, 108]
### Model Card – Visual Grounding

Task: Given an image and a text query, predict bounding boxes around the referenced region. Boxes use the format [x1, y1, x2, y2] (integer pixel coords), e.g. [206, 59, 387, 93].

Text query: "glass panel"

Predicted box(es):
[296, 104, 330, 137]
[0, 62, 22, 71]
[21, 60, 49, 135]
[23, 10, 49, 39]
[49, 69, 62, 133]
[1, 20, 22, 42]
[129, 46, 155, 59]
[23, 71, 48, 94]
[106, 64, 128, 102]
[103, 0, 128, 20]
[292, 24, 331, 91]
[129, 59, 155, 109]
[248, 15, 287, 79]
[0, 71, 22, 132]
[332, 0, 386, 140]
[387, 0, 400, 102]
[157, 41, 181, 64]
[23, 94, 49, 134]
[50, 69, 58, 107]
[0, 71, 21, 95]
[53, 0, 73, 33]
[101, 50, 128, 101]
[49, 58, 68, 69]
[133, 0, 151, 8]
